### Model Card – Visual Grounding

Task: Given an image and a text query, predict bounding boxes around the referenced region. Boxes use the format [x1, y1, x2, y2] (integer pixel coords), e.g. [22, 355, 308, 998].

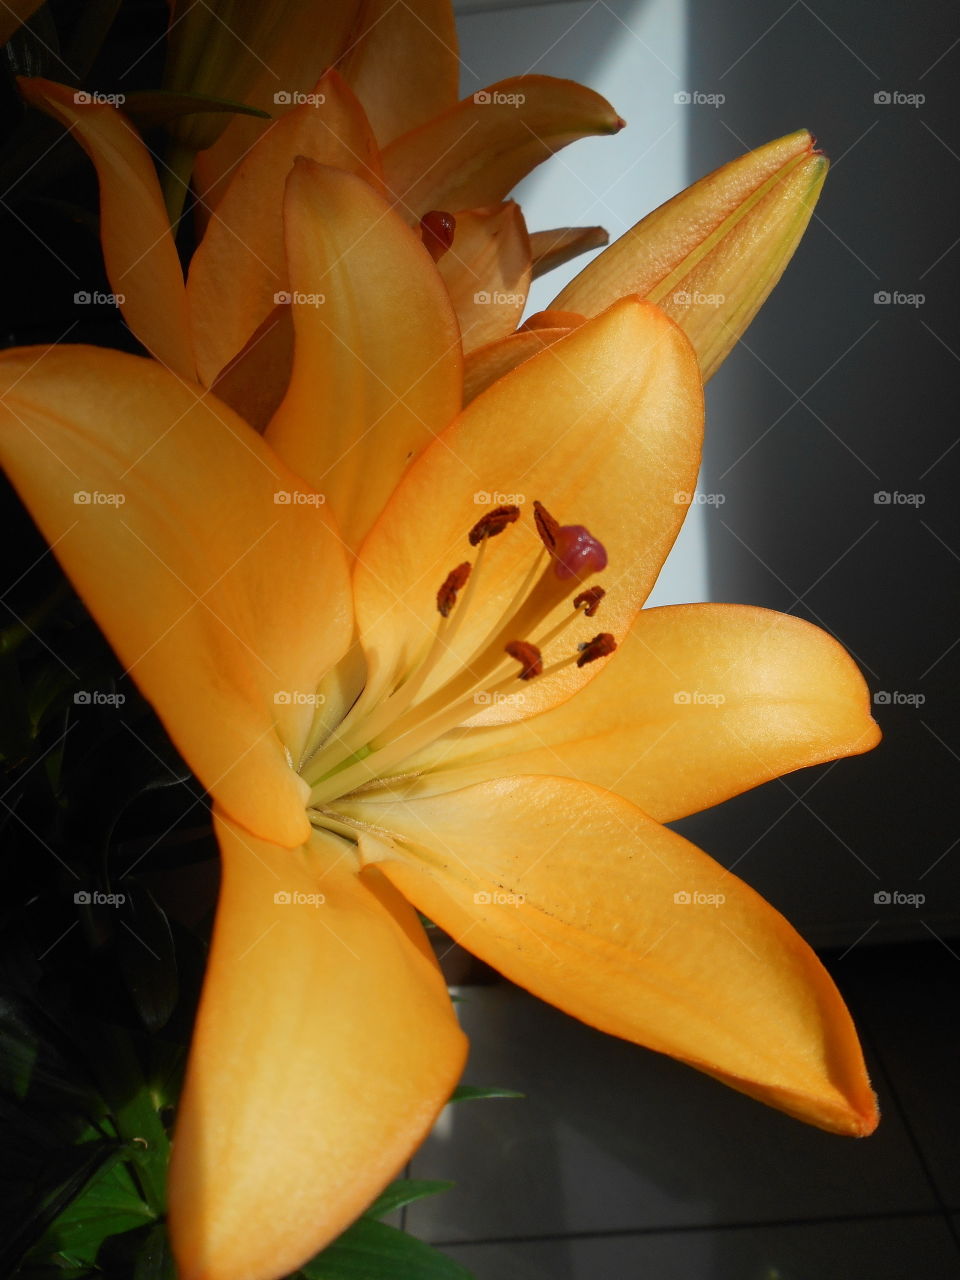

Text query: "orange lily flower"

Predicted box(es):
[466, 128, 829, 397]
[20, 66, 617, 407]
[0, 159, 879, 1280]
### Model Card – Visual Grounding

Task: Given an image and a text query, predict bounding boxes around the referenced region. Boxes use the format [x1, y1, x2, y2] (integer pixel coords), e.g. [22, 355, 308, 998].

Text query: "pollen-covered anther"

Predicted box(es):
[573, 586, 605, 617]
[468, 504, 520, 546]
[437, 561, 471, 617]
[576, 632, 617, 667]
[533, 499, 559, 550]
[553, 525, 608, 581]
[505, 640, 543, 680]
[420, 210, 456, 263]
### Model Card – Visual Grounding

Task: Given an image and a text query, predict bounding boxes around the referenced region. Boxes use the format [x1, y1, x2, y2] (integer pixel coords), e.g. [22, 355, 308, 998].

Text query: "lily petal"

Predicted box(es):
[338, 0, 459, 146]
[437, 203, 531, 353]
[379, 605, 882, 820]
[382, 76, 623, 223]
[191, 1, 358, 214]
[354, 298, 702, 716]
[210, 303, 293, 432]
[0, 346, 351, 846]
[19, 77, 194, 379]
[187, 70, 384, 387]
[553, 129, 827, 381]
[352, 776, 878, 1137]
[0, 0, 43, 44]
[265, 160, 462, 554]
[169, 812, 467, 1280]
[463, 324, 575, 402]
[530, 225, 609, 279]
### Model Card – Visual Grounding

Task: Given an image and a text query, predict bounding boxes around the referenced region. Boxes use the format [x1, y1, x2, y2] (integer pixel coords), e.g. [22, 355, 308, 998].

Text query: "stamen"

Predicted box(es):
[437, 562, 471, 617]
[505, 640, 543, 680]
[553, 526, 608, 581]
[576, 632, 617, 667]
[573, 586, 605, 617]
[420, 210, 456, 263]
[533, 499, 559, 550]
[468, 504, 520, 545]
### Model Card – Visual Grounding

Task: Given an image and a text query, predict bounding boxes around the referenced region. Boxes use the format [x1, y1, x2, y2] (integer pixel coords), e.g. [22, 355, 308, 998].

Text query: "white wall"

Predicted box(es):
[455, 0, 710, 609]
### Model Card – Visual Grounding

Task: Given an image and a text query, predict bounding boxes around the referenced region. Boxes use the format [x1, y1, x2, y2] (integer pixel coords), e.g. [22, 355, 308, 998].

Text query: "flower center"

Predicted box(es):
[300, 500, 615, 817]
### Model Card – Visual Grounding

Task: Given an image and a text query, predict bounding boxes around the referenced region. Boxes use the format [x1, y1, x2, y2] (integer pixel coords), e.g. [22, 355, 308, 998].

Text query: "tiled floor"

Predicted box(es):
[406, 941, 960, 1279]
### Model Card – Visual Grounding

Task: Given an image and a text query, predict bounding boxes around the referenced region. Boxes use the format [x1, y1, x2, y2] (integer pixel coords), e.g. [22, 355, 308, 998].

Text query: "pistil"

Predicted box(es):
[302, 500, 615, 806]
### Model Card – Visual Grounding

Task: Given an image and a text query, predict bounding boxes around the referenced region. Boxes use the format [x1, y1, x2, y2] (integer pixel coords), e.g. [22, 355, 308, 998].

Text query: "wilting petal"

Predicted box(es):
[169, 813, 467, 1280]
[351, 776, 877, 1136]
[437, 203, 531, 353]
[0, 346, 351, 846]
[463, 324, 577, 402]
[265, 160, 461, 553]
[380, 605, 882, 819]
[383, 76, 623, 223]
[191, 0, 358, 213]
[187, 71, 384, 386]
[530, 225, 609, 279]
[554, 130, 827, 380]
[354, 298, 702, 716]
[339, 0, 459, 146]
[19, 78, 194, 379]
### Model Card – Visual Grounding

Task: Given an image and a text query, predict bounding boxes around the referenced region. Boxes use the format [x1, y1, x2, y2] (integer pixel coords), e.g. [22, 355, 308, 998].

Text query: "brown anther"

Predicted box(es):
[420, 210, 456, 263]
[468, 504, 520, 546]
[533, 499, 559, 551]
[437, 562, 471, 617]
[576, 632, 617, 667]
[573, 586, 605, 618]
[505, 640, 543, 680]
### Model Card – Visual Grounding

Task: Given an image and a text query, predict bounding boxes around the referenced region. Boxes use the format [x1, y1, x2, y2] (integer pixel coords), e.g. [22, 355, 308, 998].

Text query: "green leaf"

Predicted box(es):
[450, 1084, 524, 1102]
[120, 90, 271, 130]
[6, 1140, 126, 1270]
[365, 1179, 454, 1220]
[300, 1219, 474, 1280]
[96, 1221, 174, 1279]
[31, 1154, 154, 1264]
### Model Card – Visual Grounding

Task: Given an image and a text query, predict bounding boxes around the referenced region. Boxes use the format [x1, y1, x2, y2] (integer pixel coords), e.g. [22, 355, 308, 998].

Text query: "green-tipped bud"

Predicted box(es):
[553, 129, 828, 381]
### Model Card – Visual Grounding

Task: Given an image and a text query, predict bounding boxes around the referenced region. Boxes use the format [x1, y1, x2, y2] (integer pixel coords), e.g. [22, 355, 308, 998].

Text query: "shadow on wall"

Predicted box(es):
[675, 0, 960, 946]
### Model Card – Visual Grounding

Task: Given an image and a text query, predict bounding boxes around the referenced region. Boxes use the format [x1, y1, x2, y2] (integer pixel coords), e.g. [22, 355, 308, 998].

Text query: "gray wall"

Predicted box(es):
[680, 0, 960, 946]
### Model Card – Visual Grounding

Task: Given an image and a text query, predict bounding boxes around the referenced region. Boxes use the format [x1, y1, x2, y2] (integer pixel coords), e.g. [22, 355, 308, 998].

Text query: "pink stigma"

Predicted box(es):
[552, 525, 608, 581]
